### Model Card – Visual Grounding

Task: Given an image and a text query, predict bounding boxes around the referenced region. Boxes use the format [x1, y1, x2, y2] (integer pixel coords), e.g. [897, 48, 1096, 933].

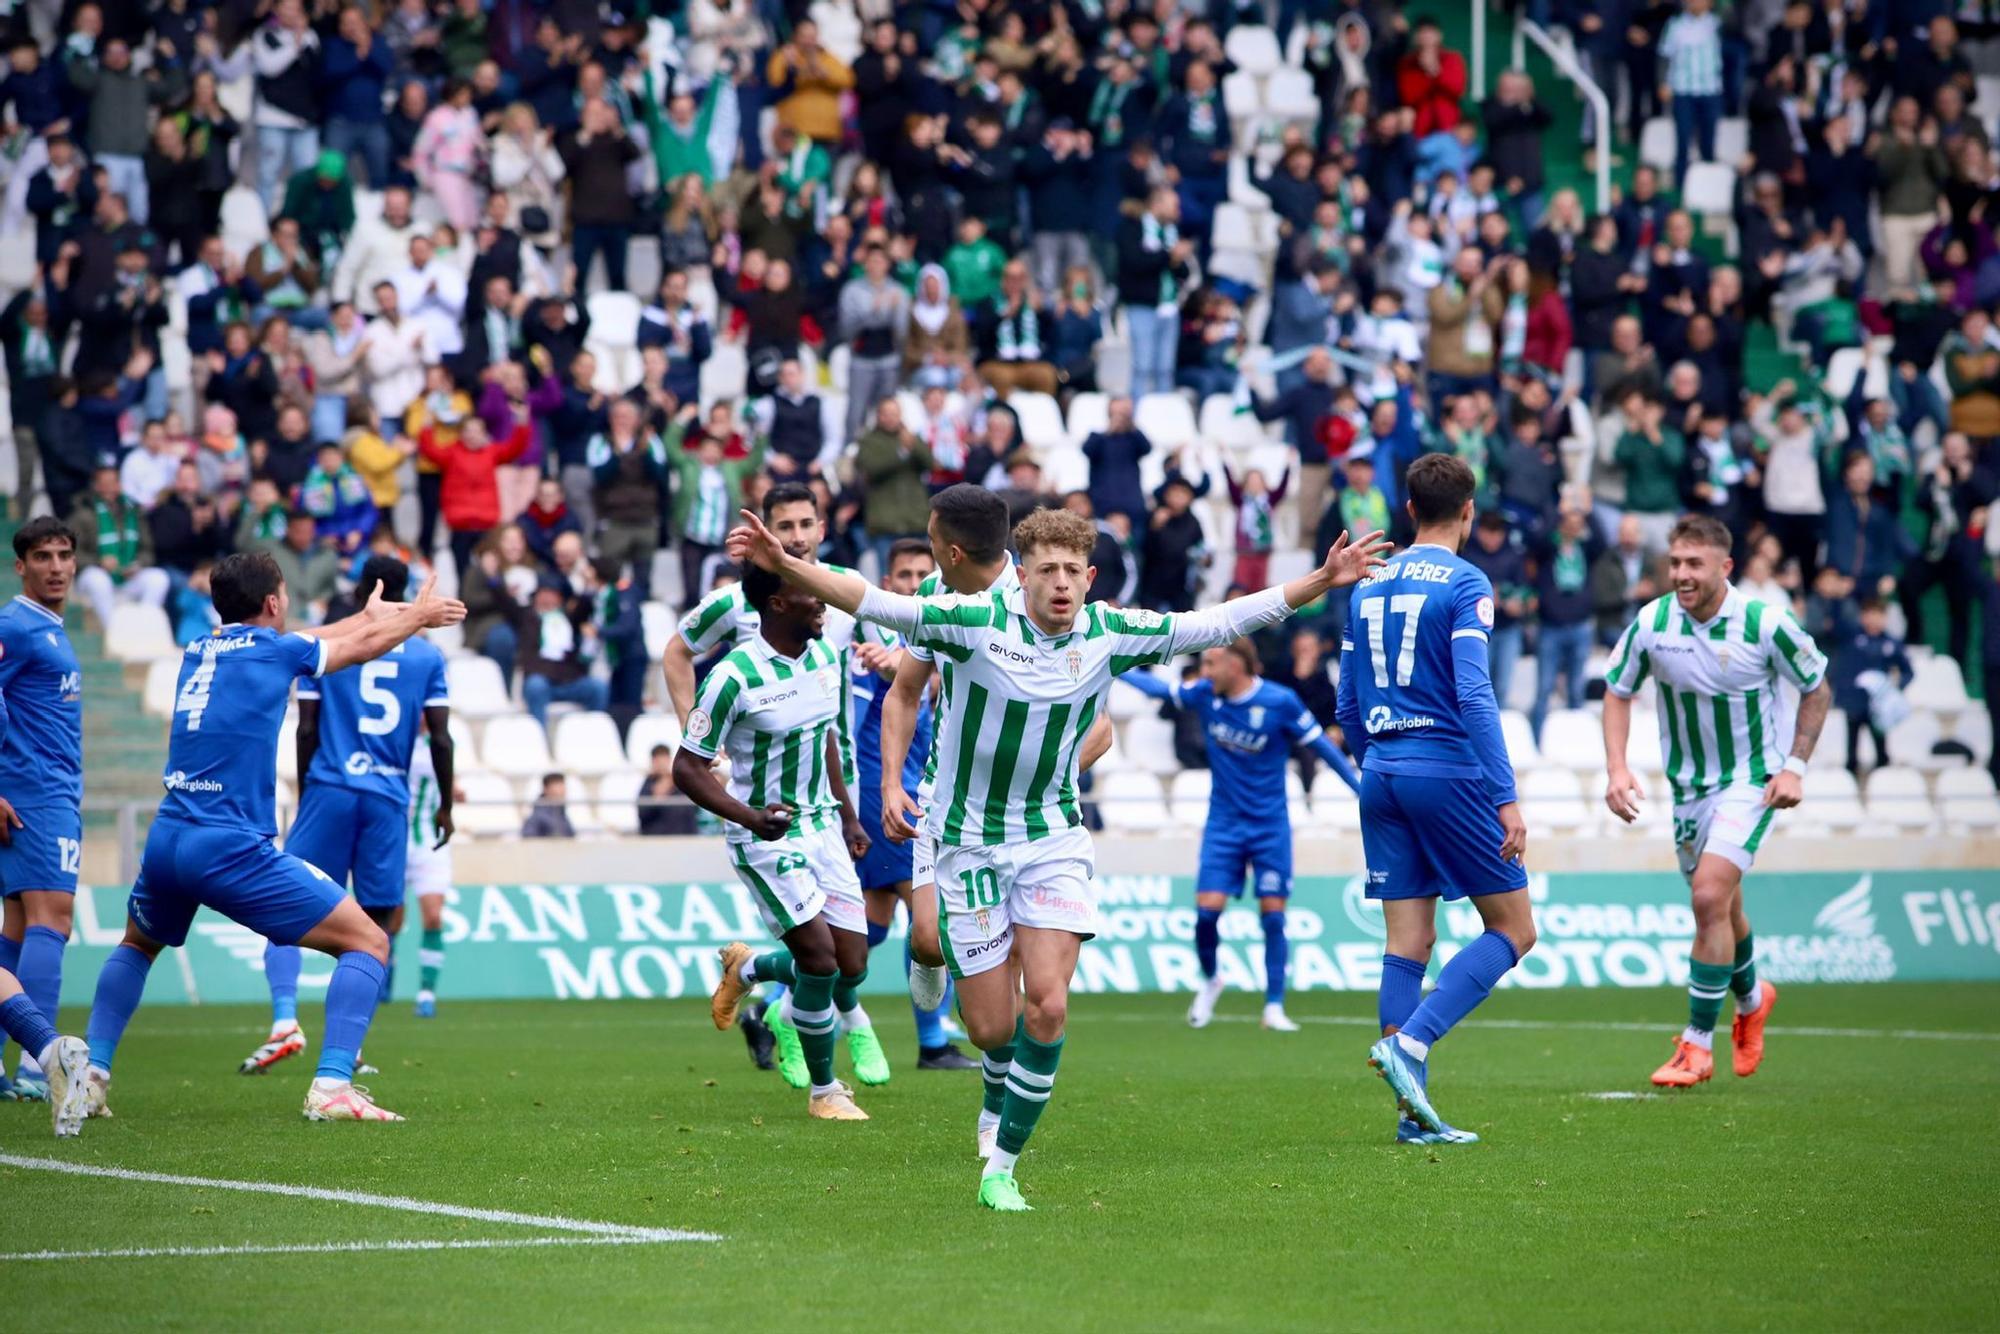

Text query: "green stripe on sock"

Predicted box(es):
[1687, 959, 1733, 1033]
[996, 1028, 1064, 1155]
[419, 927, 444, 991]
[791, 970, 838, 1087]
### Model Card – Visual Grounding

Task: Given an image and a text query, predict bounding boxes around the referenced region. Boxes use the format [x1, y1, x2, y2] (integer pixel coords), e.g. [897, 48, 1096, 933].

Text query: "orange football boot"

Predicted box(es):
[1650, 1038, 1714, 1088]
[1731, 981, 1778, 1077]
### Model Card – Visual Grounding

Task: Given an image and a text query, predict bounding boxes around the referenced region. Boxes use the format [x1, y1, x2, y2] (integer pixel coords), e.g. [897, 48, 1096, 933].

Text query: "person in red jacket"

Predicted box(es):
[419, 404, 531, 577]
[1396, 18, 1467, 137]
[1523, 267, 1574, 384]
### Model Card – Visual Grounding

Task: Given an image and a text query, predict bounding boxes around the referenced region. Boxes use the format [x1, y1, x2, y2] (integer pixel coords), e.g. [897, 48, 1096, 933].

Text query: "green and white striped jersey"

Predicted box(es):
[905, 561, 1021, 796]
[677, 568, 859, 788]
[1604, 587, 1827, 803]
[679, 633, 848, 845]
[407, 741, 442, 850]
[860, 584, 1287, 846]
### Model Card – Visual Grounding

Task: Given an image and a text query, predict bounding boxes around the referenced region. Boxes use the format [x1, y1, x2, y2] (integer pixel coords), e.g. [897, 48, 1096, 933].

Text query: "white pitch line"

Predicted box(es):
[1198, 1013, 2000, 1042]
[0, 1154, 721, 1244]
[0, 1236, 664, 1263]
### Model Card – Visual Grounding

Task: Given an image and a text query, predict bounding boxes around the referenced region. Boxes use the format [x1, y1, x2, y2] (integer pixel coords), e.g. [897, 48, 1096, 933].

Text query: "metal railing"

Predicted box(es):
[1510, 19, 1613, 214]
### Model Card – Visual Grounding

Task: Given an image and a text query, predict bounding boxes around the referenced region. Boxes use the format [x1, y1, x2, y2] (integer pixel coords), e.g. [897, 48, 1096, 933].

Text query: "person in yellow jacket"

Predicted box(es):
[767, 18, 853, 146]
[402, 366, 476, 556]
[343, 400, 415, 536]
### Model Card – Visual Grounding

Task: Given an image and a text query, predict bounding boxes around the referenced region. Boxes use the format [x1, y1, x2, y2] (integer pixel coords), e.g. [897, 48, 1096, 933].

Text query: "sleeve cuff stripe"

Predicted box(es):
[1451, 628, 1489, 642]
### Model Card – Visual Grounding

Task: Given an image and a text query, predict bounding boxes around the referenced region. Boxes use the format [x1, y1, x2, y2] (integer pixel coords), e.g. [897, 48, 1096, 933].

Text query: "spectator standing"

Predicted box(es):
[251, 0, 323, 214]
[1482, 71, 1553, 228]
[334, 187, 423, 312]
[2, 281, 63, 516]
[414, 78, 485, 231]
[669, 411, 762, 609]
[1613, 392, 1686, 557]
[1082, 396, 1152, 528]
[1427, 248, 1505, 401]
[263, 510, 339, 620]
[856, 397, 933, 572]
[1464, 511, 1530, 710]
[1140, 474, 1209, 613]
[1021, 119, 1095, 299]
[517, 579, 608, 732]
[70, 37, 186, 227]
[1830, 598, 1913, 776]
[838, 246, 908, 444]
[979, 260, 1058, 396]
[585, 399, 667, 591]
[1823, 452, 1911, 603]
[637, 270, 711, 406]
[1529, 505, 1603, 739]
[1870, 97, 1946, 294]
[70, 465, 169, 628]
[363, 282, 429, 424]
[300, 441, 377, 557]
[1658, 0, 1724, 188]
[1222, 463, 1288, 589]
[320, 6, 395, 188]
[1902, 432, 1996, 667]
[1396, 18, 1467, 138]
[1590, 514, 1659, 646]
[767, 19, 853, 147]
[148, 461, 232, 578]
[1118, 188, 1196, 398]
[559, 99, 640, 294]
[1750, 385, 1827, 581]
[421, 408, 531, 574]
[305, 303, 371, 446]
[904, 264, 970, 388]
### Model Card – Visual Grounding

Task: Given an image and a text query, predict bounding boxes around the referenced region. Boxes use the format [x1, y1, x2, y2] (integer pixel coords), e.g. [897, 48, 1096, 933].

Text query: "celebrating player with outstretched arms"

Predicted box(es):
[1602, 513, 1829, 1089]
[81, 553, 465, 1124]
[731, 504, 1388, 1210]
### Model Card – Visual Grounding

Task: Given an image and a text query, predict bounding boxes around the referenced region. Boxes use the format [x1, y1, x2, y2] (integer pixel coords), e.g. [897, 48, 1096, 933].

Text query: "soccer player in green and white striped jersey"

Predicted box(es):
[661, 483, 879, 1085]
[1601, 514, 1831, 1090]
[404, 731, 458, 1019]
[680, 563, 876, 1122]
[731, 504, 1389, 1209]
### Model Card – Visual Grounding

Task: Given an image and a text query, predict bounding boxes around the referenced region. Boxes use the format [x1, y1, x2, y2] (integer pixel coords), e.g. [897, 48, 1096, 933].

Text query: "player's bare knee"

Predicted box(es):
[24, 893, 73, 934]
[1689, 876, 1734, 925]
[910, 919, 943, 967]
[1024, 994, 1067, 1043]
[353, 921, 391, 965]
[119, 920, 166, 959]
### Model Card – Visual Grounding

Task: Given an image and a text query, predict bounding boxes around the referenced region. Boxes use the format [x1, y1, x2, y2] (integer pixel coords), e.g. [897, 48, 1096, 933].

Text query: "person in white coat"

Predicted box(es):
[363, 282, 429, 424]
[390, 234, 467, 364]
[333, 186, 424, 313]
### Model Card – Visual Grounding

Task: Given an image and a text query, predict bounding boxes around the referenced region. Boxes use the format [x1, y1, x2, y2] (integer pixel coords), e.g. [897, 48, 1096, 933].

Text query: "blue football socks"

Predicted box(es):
[1400, 931, 1520, 1050]
[1379, 953, 1428, 1032]
[315, 952, 387, 1081]
[86, 944, 154, 1073]
[0, 994, 56, 1067]
[265, 942, 302, 1024]
[19, 924, 65, 1027]
[0, 933, 20, 1067]
[1259, 910, 1288, 1004]
[1194, 907, 1222, 979]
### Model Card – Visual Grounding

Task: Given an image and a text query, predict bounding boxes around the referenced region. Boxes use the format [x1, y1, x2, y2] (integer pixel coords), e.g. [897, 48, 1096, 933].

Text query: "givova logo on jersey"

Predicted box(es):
[1757, 877, 1896, 983]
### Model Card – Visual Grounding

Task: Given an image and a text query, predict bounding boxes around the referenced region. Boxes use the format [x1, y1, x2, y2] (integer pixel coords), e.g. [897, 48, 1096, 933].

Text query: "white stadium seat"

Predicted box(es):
[1539, 709, 1603, 773]
[1262, 68, 1320, 125]
[1909, 654, 1971, 717]
[1223, 25, 1282, 76]
[106, 604, 177, 662]
[446, 657, 512, 718]
[625, 713, 684, 767]
[1009, 391, 1068, 450]
[1098, 772, 1173, 831]
[642, 601, 677, 660]
[586, 291, 643, 348]
[1865, 765, 1937, 832]
[1683, 163, 1738, 217]
[1935, 767, 1997, 800]
[1221, 69, 1262, 121]
[1121, 712, 1181, 776]
[1500, 710, 1541, 772]
[1065, 392, 1110, 446]
[1941, 796, 2000, 833]
[143, 657, 180, 717]
[1134, 393, 1197, 450]
[448, 715, 484, 771]
[457, 772, 522, 836]
[553, 712, 628, 777]
[594, 769, 649, 835]
[480, 713, 556, 779]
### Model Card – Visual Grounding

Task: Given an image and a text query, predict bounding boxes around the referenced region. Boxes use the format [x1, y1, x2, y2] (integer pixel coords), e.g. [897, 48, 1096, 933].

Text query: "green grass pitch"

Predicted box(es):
[3, 984, 1996, 1332]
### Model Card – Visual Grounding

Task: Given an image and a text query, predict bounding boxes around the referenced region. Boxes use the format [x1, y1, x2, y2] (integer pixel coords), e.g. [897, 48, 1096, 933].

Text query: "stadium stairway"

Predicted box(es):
[0, 516, 168, 829]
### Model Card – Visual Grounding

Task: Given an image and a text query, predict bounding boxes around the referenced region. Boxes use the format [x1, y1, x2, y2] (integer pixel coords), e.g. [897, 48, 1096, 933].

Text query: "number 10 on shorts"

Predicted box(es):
[959, 867, 1002, 908]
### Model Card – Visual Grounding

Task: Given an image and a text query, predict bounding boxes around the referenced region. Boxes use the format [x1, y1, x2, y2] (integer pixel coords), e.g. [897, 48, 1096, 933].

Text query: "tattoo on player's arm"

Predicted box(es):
[1790, 683, 1831, 760]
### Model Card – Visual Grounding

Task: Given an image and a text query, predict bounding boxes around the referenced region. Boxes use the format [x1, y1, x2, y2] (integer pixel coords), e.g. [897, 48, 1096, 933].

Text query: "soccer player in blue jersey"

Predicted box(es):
[1119, 638, 1360, 1032]
[1336, 454, 1537, 1144]
[0, 517, 85, 1103]
[0, 964, 89, 1135]
[80, 551, 465, 1123]
[851, 538, 976, 1071]
[241, 556, 454, 1075]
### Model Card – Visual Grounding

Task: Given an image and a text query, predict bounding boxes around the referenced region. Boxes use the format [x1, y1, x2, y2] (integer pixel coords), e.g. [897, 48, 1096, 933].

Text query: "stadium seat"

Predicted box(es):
[699, 342, 748, 407]
[1539, 709, 1603, 773]
[1909, 654, 1971, 718]
[106, 604, 176, 662]
[1109, 670, 1164, 721]
[1802, 767, 1868, 831]
[480, 713, 556, 779]
[1936, 763, 1995, 800]
[1811, 708, 1849, 769]
[142, 656, 180, 717]
[1098, 772, 1173, 830]
[1198, 392, 1267, 449]
[624, 712, 683, 767]
[457, 772, 522, 836]
[1227, 154, 1271, 208]
[1211, 203, 1261, 253]
[1009, 391, 1068, 450]
[219, 186, 270, 257]
[1865, 765, 1938, 832]
[553, 712, 627, 777]
[1262, 68, 1319, 126]
[1310, 767, 1358, 807]
[595, 769, 648, 834]
[586, 291, 643, 348]
[448, 715, 483, 771]
[1042, 443, 1090, 494]
[1134, 393, 1197, 449]
[1639, 117, 1676, 172]
[1500, 710, 1541, 772]
[446, 657, 512, 718]
[1950, 706, 1992, 765]
[641, 601, 676, 660]
[1884, 711, 1948, 770]
[1824, 347, 1867, 399]
[1221, 69, 1262, 122]
[1626, 711, 1665, 772]
[1682, 163, 1738, 217]
[1173, 768, 1214, 804]
[1522, 769, 1582, 801]
[1941, 795, 2000, 834]
[1065, 391, 1110, 446]
[1223, 24, 1282, 75]
[1714, 117, 1749, 166]
[1122, 711, 1181, 776]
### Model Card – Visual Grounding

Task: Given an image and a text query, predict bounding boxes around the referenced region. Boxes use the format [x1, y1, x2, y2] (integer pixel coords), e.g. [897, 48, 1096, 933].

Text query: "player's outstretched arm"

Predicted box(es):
[1763, 680, 1830, 810]
[726, 509, 873, 615]
[1306, 731, 1360, 792]
[1161, 529, 1392, 657]
[1602, 691, 1645, 823]
[662, 635, 699, 727]
[1280, 529, 1392, 609]
[1116, 669, 1174, 702]
[879, 651, 934, 842]
[314, 576, 467, 675]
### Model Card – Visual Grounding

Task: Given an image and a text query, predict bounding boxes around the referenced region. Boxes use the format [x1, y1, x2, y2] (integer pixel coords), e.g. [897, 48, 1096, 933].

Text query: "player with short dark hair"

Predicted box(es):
[79, 552, 465, 1123]
[1603, 512, 1829, 1087]
[684, 563, 876, 1121]
[0, 517, 82, 1102]
[1338, 453, 1539, 1144]
[240, 556, 454, 1074]
[1120, 638, 1359, 1032]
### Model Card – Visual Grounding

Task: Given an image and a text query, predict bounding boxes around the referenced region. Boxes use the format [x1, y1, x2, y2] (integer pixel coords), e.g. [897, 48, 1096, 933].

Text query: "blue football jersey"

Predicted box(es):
[1337, 543, 1516, 800]
[850, 625, 932, 799]
[296, 637, 449, 803]
[0, 595, 82, 810]
[1167, 678, 1323, 825]
[161, 623, 328, 834]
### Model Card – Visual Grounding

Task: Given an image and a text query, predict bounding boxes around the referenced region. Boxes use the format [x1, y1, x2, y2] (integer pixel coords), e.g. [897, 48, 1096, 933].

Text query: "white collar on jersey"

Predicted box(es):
[11, 594, 63, 625]
[1686, 583, 1741, 631]
[1223, 680, 1261, 705]
[746, 629, 823, 666]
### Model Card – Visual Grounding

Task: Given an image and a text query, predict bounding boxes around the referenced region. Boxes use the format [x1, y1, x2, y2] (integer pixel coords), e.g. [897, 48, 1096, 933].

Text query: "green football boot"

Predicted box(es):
[846, 1026, 891, 1086]
[977, 1171, 1032, 1212]
[767, 1006, 809, 1089]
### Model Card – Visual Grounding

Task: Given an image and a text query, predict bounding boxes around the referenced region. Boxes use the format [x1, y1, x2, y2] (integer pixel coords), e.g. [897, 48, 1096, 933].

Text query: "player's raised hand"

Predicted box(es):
[1322, 529, 1393, 587]
[1497, 800, 1528, 865]
[1605, 767, 1645, 823]
[1762, 767, 1804, 810]
[880, 785, 922, 843]
[410, 573, 469, 628]
[726, 508, 786, 572]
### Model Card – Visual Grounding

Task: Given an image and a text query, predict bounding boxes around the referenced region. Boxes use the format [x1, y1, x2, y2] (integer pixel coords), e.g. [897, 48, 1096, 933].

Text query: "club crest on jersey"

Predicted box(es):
[685, 708, 712, 742]
[1064, 647, 1083, 681]
[1716, 645, 1733, 668]
[1476, 596, 1495, 627]
[1247, 705, 1266, 729]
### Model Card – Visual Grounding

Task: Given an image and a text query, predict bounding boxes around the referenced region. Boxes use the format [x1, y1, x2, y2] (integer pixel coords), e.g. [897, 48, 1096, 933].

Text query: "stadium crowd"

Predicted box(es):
[0, 0, 1995, 791]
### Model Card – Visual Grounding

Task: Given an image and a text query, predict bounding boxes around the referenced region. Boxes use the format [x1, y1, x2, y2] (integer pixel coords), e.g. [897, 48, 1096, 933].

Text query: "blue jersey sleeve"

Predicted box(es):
[1173, 678, 1214, 712]
[0, 616, 27, 695]
[1449, 573, 1516, 805]
[1333, 622, 1365, 767]
[1117, 669, 1173, 702]
[286, 631, 330, 681]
